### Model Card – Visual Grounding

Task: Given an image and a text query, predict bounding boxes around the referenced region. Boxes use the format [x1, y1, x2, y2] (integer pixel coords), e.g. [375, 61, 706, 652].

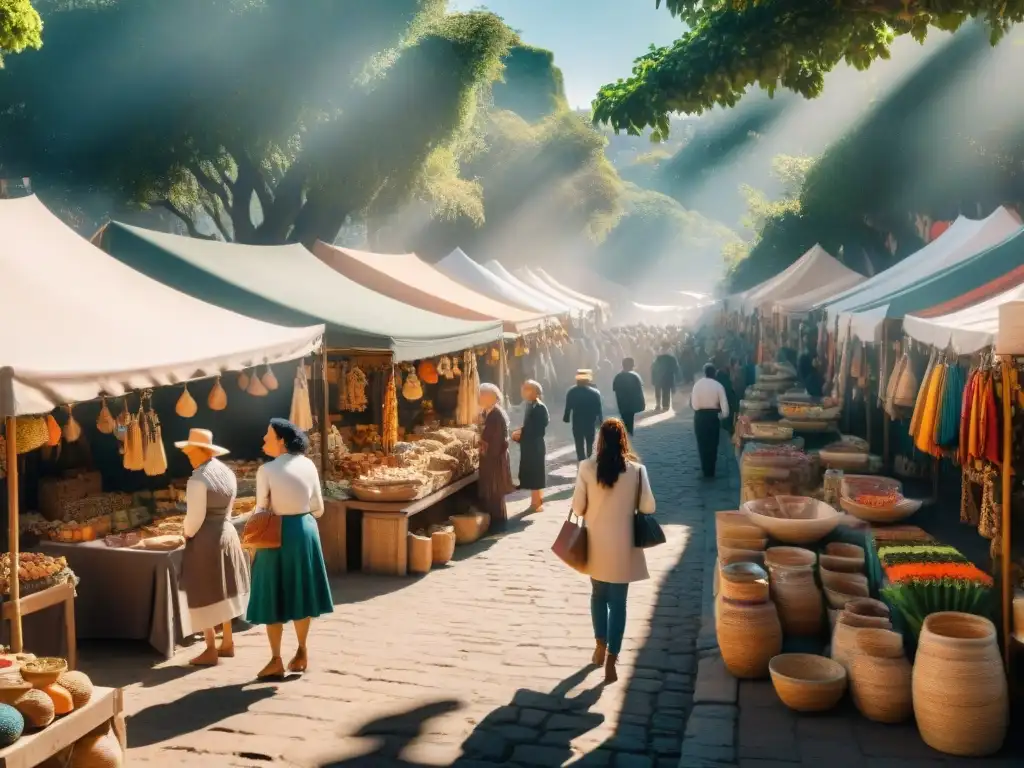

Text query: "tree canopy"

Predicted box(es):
[0, 0, 43, 64]
[592, 0, 1024, 137]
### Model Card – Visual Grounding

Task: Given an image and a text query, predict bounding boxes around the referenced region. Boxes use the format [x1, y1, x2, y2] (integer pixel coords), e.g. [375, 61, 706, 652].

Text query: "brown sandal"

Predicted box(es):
[257, 656, 285, 680]
[287, 647, 308, 674]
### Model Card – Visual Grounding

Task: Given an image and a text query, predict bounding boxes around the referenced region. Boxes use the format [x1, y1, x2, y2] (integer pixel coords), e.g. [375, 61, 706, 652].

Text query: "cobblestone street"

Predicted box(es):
[77, 394, 729, 767]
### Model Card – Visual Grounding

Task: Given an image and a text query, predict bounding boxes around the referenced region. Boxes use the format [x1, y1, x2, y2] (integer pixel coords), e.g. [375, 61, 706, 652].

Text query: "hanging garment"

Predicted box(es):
[983, 372, 1001, 465]
[968, 371, 983, 462]
[909, 349, 937, 439]
[938, 364, 964, 448]
[913, 362, 942, 457]
[930, 363, 948, 450]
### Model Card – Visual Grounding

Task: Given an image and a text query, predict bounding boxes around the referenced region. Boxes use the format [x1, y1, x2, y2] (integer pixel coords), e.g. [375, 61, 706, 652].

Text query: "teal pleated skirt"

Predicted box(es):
[246, 514, 334, 625]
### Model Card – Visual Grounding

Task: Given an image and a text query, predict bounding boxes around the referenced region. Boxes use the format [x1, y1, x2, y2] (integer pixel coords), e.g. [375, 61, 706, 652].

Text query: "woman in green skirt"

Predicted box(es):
[248, 418, 333, 679]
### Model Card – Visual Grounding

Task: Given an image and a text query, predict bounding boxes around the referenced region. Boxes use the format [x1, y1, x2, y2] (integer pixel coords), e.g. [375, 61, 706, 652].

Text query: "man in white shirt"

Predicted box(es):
[690, 363, 730, 478]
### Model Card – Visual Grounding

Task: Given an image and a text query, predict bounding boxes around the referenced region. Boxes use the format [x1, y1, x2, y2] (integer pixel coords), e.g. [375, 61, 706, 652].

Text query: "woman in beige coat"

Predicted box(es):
[571, 418, 656, 683]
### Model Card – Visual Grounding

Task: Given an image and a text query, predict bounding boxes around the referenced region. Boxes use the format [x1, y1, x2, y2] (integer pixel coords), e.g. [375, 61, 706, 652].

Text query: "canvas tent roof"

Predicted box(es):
[823, 207, 1021, 316]
[517, 267, 594, 313]
[100, 224, 501, 362]
[435, 249, 556, 314]
[485, 261, 571, 314]
[549, 267, 631, 306]
[903, 283, 1024, 354]
[0, 196, 323, 417]
[740, 245, 864, 313]
[533, 268, 610, 310]
[845, 224, 1024, 341]
[310, 242, 550, 334]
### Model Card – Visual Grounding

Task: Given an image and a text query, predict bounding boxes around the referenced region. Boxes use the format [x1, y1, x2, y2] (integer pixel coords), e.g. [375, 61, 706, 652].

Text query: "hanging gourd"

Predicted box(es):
[63, 405, 82, 443]
[207, 377, 228, 411]
[174, 385, 198, 418]
[96, 398, 116, 435]
[246, 372, 269, 397]
[290, 365, 314, 431]
[402, 371, 424, 401]
[45, 415, 62, 447]
[237, 370, 250, 391]
[417, 360, 439, 385]
[261, 364, 279, 391]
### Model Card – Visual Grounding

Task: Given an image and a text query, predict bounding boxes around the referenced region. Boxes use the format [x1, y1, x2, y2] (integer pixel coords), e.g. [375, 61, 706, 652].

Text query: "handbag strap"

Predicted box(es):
[635, 464, 644, 513]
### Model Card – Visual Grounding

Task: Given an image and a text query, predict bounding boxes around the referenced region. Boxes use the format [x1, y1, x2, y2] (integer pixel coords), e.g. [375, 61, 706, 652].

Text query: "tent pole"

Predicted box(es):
[1000, 355, 1013, 669]
[319, 344, 329, 487]
[499, 339, 507, 408]
[5, 416, 22, 653]
[882, 324, 891, 471]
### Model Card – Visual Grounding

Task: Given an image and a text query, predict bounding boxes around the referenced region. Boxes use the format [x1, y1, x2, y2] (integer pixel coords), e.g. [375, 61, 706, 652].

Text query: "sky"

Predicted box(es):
[449, 0, 682, 109]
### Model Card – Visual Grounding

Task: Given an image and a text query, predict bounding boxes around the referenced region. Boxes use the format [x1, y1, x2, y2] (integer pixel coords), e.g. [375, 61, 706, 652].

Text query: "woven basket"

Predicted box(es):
[851, 636, 912, 724]
[431, 527, 457, 566]
[450, 512, 489, 544]
[819, 568, 868, 597]
[719, 545, 765, 563]
[912, 612, 1008, 757]
[720, 562, 770, 603]
[770, 568, 823, 636]
[717, 597, 782, 679]
[840, 496, 921, 524]
[716, 521, 765, 541]
[765, 546, 816, 570]
[718, 535, 768, 552]
[769, 654, 847, 712]
[407, 533, 432, 575]
[14, 417, 49, 455]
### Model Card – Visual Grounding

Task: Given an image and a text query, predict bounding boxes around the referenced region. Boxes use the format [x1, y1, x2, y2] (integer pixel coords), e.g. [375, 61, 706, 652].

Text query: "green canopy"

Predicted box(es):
[845, 227, 1024, 320]
[100, 223, 502, 361]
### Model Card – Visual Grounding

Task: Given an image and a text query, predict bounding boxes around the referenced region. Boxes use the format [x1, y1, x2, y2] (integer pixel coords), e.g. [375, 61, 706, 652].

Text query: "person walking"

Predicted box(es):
[247, 418, 333, 680]
[690, 364, 730, 479]
[512, 380, 548, 513]
[571, 418, 657, 683]
[715, 364, 738, 436]
[564, 369, 603, 461]
[651, 345, 680, 412]
[478, 383, 515, 531]
[177, 428, 250, 667]
[612, 358, 646, 436]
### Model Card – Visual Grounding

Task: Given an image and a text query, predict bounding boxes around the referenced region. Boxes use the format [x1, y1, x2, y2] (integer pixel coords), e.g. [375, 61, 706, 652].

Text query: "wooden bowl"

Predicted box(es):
[20, 657, 67, 688]
[769, 654, 847, 712]
[742, 496, 845, 545]
[840, 496, 922, 524]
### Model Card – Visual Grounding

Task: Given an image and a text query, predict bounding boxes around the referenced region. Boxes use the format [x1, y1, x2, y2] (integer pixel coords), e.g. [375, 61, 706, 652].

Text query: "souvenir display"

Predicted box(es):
[207, 377, 228, 411]
[338, 362, 368, 413]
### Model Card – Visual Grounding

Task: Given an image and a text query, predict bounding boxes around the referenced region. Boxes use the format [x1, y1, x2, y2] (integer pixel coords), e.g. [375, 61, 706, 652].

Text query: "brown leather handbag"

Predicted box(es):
[241, 494, 281, 550]
[551, 511, 588, 573]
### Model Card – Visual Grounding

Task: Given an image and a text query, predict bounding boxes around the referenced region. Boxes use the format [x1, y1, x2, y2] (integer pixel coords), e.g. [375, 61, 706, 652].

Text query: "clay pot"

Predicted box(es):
[912, 612, 1008, 757]
[765, 546, 816, 570]
[843, 598, 891, 627]
[716, 595, 782, 679]
[769, 566, 823, 636]
[819, 568, 868, 596]
[849, 629, 912, 723]
[720, 562, 770, 603]
[831, 609, 893, 672]
[819, 542, 866, 573]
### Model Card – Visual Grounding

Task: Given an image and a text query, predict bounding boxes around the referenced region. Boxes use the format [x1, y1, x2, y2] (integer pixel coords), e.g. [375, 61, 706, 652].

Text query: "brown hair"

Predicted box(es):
[595, 418, 636, 488]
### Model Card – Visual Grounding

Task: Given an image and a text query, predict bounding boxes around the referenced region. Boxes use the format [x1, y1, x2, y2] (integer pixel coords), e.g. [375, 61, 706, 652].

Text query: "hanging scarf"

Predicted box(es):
[983, 372, 1001, 465]
[909, 349, 937, 440]
[938, 363, 965, 448]
[968, 370, 983, 462]
[959, 369, 977, 462]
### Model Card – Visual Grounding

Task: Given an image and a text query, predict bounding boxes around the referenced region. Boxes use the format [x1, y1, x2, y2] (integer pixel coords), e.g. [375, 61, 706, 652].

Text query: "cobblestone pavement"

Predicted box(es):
[79, 392, 734, 767]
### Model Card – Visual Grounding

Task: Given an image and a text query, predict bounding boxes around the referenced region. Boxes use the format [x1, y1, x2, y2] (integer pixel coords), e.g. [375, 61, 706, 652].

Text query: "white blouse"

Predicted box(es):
[255, 454, 325, 518]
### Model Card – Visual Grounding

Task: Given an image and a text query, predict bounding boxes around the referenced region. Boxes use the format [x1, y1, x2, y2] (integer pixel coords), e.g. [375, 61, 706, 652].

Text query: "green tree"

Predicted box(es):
[592, 0, 1024, 137]
[0, 0, 43, 64]
[0, 1, 515, 245]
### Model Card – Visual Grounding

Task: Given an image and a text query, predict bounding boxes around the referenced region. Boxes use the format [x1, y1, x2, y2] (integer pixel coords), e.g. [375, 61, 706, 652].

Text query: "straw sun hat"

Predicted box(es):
[575, 369, 594, 381]
[174, 428, 230, 456]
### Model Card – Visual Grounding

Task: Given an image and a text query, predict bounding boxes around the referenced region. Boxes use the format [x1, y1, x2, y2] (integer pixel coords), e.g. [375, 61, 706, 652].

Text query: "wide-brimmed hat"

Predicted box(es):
[174, 428, 230, 456]
[575, 369, 594, 381]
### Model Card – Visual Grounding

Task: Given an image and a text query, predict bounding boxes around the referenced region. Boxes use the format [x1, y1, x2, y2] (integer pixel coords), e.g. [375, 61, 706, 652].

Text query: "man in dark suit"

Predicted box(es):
[651, 344, 680, 412]
[612, 357, 646, 436]
[564, 369, 603, 461]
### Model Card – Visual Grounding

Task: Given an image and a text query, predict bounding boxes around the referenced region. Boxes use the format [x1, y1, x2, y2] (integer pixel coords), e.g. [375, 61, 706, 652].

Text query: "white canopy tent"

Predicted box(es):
[533, 268, 610, 310]
[516, 267, 594, 313]
[903, 283, 1024, 354]
[435, 248, 555, 314]
[739, 245, 865, 313]
[485, 261, 571, 314]
[0, 196, 324, 417]
[822, 207, 1021, 316]
[549, 267, 631, 306]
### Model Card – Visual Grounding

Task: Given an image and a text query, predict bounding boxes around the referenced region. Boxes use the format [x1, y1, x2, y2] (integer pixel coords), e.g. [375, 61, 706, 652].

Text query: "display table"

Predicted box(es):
[318, 498, 348, 575]
[346, 472, 479, 576]
[0, 686, 125, 768]
[1, 583, 76, 669]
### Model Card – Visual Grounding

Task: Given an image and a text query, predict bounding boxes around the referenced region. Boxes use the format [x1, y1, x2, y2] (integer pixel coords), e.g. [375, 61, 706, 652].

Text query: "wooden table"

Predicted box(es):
[0, 686, 124, 768]
[346, 473, 479, 576]
[1, 583, 76, 670]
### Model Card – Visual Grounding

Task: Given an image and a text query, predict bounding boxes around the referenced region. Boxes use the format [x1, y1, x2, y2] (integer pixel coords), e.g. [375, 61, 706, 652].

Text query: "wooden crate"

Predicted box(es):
[317, 499, 347, 575]
[38, 472, 102, 521]
[361, 512, 408, 576]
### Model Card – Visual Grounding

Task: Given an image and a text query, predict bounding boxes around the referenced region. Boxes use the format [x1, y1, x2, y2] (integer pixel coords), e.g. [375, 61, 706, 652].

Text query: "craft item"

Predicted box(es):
[769, 654, 846, 712]
[246, 372, 269, 397]
[430, 525, 456, 565]
[290, 365, 314, 431]
[849, 629, 912, 723]
[175, 386, 198, 418]
[402, 372, 424, 401]
[716, 590, 781, 679]
[237, 370, 250, 390]
[96, 399, 116, 434]
[142, 409, 168, 477]
[15, 416, 49, 454]
[339, 364, 368, 412]
[122, 414, 145, 471]
[19, 658, 67, 688]
[382, 367, 398, 454]
[207, 377, 228, 411]
[0, 705, 24, 746]
[261, 364, 279, 391]
[407, 533, 432, 574]
[45, 415, 62, 447]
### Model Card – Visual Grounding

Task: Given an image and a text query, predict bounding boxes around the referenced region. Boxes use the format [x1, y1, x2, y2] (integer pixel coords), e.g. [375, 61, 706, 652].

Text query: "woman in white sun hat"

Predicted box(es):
[175, 428, 251, 667]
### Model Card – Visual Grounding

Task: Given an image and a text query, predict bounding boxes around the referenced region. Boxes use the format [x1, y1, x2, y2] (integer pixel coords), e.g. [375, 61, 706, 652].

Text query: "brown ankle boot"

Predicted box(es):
[604, 653, 618, 684]
[592, 640, 607, 666]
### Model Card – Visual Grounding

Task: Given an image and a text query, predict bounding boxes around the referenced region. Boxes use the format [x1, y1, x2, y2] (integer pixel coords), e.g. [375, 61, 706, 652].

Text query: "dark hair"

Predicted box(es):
[703, 363, 716, 378]
[595, 418, 636, 488]
[269, 417, 309, 455]
[622, 357, 635, 370]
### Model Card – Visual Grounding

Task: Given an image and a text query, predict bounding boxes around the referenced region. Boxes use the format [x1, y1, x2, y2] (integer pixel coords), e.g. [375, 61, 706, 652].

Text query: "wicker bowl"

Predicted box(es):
[742, 496, 844, 544]
[20, 657, 67, 688]
[769, 654, 847, 712]
[717, 522, 766, 541]
[720, 562, 770, 602]
[778, 418, 835, 432]
[840, 496, 922, 524]
[819, 568, 869, 596]
[841, 475, 902, 498]
[819, 553, 864, 574]
[842, 598, 892, 628]
[825, 587, 865, 610]
[719, 546, 766, 563]
[718, 535, 768, 552]
[765, 546, 817, 570]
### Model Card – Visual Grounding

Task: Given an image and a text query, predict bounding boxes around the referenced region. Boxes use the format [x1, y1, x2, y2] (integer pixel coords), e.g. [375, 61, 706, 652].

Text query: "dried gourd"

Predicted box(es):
[123, 414, 145, 471]
[175, 385, 198, 418]
[45, 415, 62, 447]
[246, 373, 269, 397]
[63, 406, 82, 443]
[207, 377, 228, 411]
[402, 372, 423, 401]
[14, 417, 49, 454]
[96, 398, 116, 435]
[237, 370, 250, 391]
[261, 365, 279, 391]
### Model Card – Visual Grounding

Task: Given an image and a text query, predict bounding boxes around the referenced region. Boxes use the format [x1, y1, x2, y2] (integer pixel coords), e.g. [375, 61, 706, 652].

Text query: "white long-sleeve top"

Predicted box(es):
[255, 454, 325, 518]
[690, 376, 730, 419]
[184, 458, 237, 538]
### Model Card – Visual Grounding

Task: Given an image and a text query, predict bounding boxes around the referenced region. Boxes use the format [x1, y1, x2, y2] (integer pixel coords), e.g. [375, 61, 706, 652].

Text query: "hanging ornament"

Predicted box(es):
[63, 405, 82, 443]
[96, 398, 116, 435]
[402, 372, 424, 401]
[261, 363, 279, 391]
[237, 370, 250, 391]
[45, 414, 62, 447]
[175, 384, 198, 418]
[208, 377, 228, 411]
[247, 372, 269, 397]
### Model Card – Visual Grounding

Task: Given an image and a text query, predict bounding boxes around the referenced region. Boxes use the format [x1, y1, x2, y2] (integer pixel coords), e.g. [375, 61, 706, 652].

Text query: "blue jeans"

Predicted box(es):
[591, 579, 629, 655]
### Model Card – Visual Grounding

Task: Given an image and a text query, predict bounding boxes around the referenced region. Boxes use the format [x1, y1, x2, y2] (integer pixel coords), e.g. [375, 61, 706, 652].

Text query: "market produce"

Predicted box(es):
[13, 688, 54, 729]
[123, 414, 144, 471]
[63, 493, 133, 523]
[41, 684, 73, 716]
[246, 372, 269, 397]
[0, 704, 24, 746]
[237, 370, 250, 391]
[261, 364, 279, 391]
[45, 415, 62, 447]
[0, 553, 69, 594]
[417, 360, 439, 385]
[56, 672, 93, 709]
[142, 409, 168, 477]
[15, 416, 49, 454]
[68, 726, 124, 768]
[175, 386, 198, 418]
[207, 377, 227, 411]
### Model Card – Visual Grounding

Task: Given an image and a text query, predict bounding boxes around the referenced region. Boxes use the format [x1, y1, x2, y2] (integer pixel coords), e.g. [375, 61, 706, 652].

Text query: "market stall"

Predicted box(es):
[485, 260, 573, 315]
[532, 267, 610, 313]
[436, 248, 563, 314]
[515, 266, 595, 314]
[99, 223, 507, 577]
